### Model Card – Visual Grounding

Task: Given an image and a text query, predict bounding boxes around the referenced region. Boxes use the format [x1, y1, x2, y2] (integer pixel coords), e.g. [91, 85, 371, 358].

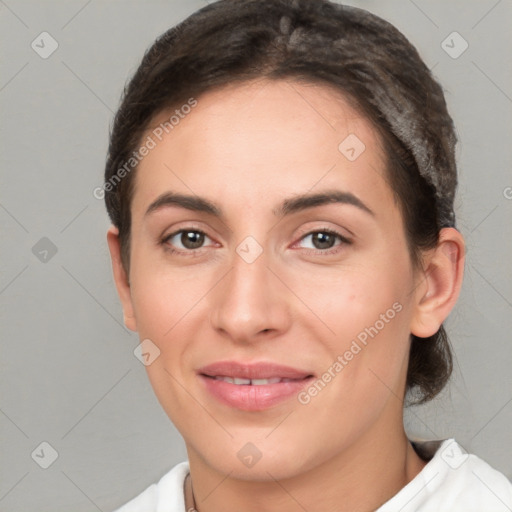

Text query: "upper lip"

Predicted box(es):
[198, 361, 314, 380]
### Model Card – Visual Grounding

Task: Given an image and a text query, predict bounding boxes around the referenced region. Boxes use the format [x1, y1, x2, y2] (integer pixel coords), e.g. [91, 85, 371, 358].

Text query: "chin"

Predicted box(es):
[194, 438, 319, 482]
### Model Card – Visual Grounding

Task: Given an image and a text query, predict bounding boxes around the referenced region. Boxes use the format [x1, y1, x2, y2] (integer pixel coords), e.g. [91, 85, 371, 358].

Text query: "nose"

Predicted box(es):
[209, 242, 292, 344]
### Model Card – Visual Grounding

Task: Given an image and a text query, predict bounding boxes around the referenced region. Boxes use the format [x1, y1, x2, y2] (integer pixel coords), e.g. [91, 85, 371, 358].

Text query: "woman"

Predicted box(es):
[103, 0, 512, 510]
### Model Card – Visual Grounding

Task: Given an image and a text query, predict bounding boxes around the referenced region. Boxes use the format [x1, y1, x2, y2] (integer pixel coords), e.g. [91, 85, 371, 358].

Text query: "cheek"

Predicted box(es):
[130, 276, 174, 340]
[128, 243, 207, 340]
[127, 265, 204, 416]
[292, 259, 409, 341]
[293, 254, 413, 395]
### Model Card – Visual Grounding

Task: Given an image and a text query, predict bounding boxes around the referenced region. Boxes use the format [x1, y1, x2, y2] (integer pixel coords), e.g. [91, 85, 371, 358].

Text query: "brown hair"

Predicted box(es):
[103, 0, 457, 405]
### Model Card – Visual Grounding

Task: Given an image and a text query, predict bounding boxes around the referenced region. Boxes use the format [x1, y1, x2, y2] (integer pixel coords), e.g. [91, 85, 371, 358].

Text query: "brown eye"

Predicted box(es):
[310, 231, 337, 250]
[163, 229, 210, 252]
[180, 231, 205, 249]
[297, 229, 350, 252]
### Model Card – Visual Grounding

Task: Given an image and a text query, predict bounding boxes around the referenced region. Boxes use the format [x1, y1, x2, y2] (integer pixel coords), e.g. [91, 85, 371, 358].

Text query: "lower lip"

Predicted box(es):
[199, 375, 313, 411]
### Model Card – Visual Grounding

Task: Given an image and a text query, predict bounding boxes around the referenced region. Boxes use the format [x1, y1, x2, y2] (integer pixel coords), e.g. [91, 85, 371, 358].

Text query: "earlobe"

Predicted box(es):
[106, 226, 137, 332]
[410, 228, 465, 338]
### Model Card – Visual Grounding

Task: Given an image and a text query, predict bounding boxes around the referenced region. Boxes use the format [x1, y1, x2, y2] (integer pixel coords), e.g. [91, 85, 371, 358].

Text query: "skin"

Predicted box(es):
[107, 79, 465, 512]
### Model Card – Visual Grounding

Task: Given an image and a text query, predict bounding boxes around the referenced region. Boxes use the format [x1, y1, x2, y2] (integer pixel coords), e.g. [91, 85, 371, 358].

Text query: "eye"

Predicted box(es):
[295, 228, 351, 254]
[161, 227, 351, 256]
[161, 228, 214, 253]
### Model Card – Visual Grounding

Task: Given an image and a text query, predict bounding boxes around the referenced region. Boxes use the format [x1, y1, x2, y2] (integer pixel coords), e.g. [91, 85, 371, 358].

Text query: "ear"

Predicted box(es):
[106, 226, 137, 332]
[410, 227, 465, 338]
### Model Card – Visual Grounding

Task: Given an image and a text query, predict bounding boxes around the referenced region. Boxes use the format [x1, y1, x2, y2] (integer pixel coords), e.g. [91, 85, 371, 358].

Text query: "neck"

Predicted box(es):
[185, 423, 427, 512]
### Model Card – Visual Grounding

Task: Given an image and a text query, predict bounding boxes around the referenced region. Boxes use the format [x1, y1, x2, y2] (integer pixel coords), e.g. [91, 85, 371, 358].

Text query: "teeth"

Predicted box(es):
[251, 378, 282, 385]
[213, 376, 288, 385]
[233, 378, 251, 385]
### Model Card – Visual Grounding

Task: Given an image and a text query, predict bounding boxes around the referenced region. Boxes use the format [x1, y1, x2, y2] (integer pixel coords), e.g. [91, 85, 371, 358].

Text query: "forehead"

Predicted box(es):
[132, 79, 393, 219]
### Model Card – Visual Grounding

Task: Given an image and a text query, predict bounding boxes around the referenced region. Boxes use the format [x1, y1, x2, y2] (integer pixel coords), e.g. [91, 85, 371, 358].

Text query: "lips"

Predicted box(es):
[198, 361, 313, 380]
[211, 376, 293, 385]
[197, 361, 314, 411]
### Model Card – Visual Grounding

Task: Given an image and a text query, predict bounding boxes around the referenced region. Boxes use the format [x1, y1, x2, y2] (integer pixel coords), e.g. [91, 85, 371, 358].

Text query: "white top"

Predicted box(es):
[113, 439, 512, 512]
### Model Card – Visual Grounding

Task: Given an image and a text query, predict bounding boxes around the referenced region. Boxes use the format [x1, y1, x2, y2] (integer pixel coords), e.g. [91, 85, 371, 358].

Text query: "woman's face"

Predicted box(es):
[119, 79, 426, 479]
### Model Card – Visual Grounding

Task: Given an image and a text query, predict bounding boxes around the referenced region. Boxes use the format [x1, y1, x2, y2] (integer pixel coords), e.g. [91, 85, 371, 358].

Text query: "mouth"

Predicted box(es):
[205, 376, 302, 385]
[197, 361, 315, 411]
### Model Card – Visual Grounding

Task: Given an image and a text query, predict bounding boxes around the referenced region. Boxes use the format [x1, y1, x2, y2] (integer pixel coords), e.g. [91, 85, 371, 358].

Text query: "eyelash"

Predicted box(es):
[294, 227, 352, 255]
[160, 227, 351, 256]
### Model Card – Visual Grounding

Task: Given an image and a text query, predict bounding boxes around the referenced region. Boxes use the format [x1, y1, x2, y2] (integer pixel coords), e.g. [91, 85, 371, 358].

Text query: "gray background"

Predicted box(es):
[1, 0, 511, 510]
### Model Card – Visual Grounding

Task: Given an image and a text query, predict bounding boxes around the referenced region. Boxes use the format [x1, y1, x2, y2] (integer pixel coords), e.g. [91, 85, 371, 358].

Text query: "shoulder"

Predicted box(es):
[378, 439, 512, 512]
[112, 461, 190, 512]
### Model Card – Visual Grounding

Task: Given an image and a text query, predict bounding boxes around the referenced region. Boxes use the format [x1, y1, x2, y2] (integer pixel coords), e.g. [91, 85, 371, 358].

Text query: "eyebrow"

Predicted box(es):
[144, 189, 375, 219]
